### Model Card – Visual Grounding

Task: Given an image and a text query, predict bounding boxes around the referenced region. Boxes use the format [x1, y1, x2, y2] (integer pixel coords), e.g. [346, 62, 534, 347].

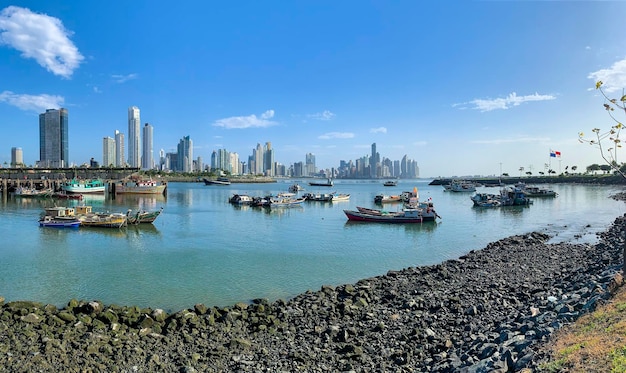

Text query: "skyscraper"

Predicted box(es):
[115, 130, 125, 167]
[370, 143, 377, 178]
[39, 108, 68, 168]
[142, 123, 153, 170]
[177, 136, 193, 172]
[305, 153, 316, 176]
[102, 137, 115, 167]
[264, 142, 274, 176]
[128, 106, 140, 167]
[11, 147, 23, 167]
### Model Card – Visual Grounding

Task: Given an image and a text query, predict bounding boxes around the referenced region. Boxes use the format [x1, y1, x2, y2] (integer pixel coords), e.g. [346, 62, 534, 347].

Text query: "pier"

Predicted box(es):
[0, 167, 139, 199]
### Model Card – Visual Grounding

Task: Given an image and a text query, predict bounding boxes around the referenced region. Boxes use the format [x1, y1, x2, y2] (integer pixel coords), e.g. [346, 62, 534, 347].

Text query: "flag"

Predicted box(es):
[555, 151, 561, 157]
[550, 151, 556, 158]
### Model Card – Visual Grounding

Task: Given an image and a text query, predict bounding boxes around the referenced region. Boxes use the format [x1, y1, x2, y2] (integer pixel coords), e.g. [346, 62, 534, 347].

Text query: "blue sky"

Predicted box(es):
[1, 1, 625, 177]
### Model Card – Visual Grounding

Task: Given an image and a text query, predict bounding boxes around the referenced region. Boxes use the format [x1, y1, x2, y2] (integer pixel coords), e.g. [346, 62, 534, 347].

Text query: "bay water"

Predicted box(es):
[0, 180, 623, 312]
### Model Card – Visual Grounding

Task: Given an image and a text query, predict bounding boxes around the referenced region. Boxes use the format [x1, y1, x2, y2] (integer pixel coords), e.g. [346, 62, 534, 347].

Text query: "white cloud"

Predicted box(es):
[456, 92, 556, 112]
[470, 136, 550, 145]
[0, 90, 64, 112]
[588, 58, 626, 93]
[111, 73, 138, 83]
[0, 6, 83, 78]
[318, 132, 354, 140]
[307, 110, 335, 121]
[370, 127, 387, 134]
[213, 110, 277, 129]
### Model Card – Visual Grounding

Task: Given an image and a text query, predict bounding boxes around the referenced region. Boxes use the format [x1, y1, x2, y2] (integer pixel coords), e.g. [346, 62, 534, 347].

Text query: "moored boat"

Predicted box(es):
[383, 180, 398, 186]
[14, 187, 53, 198]
[308, 178, 333, 187]
[74, 205, 127, 228]
[126, 207, 163, 224]
[229, 194, 254, 204]
[344, 208, 424, 223]
[374, 194, 403, 204]
[38, 215, 81, 228]
[303, 192, 334, 202]
[331, 193, 350, 201]
[443, 180, 477, 192]
[61, 179, 106, 194]
[204, 177, 231, 185]
[288, 183, 304, 192]
[114, 177, 167, 195]
[268, 194, 306, 207]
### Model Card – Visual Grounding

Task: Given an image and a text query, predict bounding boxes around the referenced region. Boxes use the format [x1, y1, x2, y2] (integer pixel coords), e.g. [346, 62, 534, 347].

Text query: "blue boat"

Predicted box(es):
[39, 216, 81, 228]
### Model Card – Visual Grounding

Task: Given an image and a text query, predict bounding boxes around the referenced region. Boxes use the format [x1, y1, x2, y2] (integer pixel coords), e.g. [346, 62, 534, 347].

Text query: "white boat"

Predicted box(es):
[14, 187, 53, 198]
[268, 195, 306, 207]
[61, 179, 106, 194]
[331, 193, 350, 201]
[383, 180, 398, 186]
[515, 183, 557, 197]
[303, 192, 334, 202]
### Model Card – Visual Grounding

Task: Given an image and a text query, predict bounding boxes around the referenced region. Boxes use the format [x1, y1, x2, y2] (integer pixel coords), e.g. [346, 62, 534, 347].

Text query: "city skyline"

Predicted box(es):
[1, 3, 626, 177]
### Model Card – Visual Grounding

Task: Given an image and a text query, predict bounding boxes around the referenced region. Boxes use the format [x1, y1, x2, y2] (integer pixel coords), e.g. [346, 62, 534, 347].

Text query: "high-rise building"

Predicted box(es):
[305, 153, 316, 176]
[264, 142, 274, 176]
[11, 147, 23, 167]
[141, 123, 153, 170]
[102, 137, 115, 167]
[177, 136, 193, 172]
[254, 143, 264, 175]
[370, 143, 377, 178]
[128, 106, 140, 167]
[39, 108, 68, 168]
[114, 130, 125, 167]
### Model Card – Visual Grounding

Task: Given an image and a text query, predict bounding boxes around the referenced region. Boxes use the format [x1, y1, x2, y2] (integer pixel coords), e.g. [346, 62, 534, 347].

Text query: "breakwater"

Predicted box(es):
[1, 208, 624, 371]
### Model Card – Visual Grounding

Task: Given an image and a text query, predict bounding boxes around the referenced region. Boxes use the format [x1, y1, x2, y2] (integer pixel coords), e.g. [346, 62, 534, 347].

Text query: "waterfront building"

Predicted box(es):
[229, 152, 239, 175]
[128, 106, 140, 167]
[102, 137, 115, 167]
[177, 136, 192, 172]
[114, 130, 125, 167]
[39, 108, 68, 168]
[305, 153, 316, 177]
[159, 149, 165, 170]
[264, 142, 274, 176]
[254, 143, 264, 175]
[142, 123, 153, 170]
[11, 147, 23, 167]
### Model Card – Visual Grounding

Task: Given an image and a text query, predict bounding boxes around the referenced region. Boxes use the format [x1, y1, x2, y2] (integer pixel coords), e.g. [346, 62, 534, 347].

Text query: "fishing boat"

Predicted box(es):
[74, 205, 127, 228]
[515, 183, 557, 197]
[308, 178, 333, 187]
[268, 194, 306, 207]
[374, 194, 403, 204]
[331, 193, 351, 201]
[38, 215, 81, 228]
[303, 192, 334, 202]
[343, 208, 424, 223]
[383, 180, 398, 186]
[114, 177, 167, 195]
[14, 187, 53, 198]
[443, 180, 477, 192]
[126, 207, 163, 224]
[229, 194, 254, 204]
[288, 183, 304, 192]
[204, 177, 231, 185]
[61, 179, 106, 194]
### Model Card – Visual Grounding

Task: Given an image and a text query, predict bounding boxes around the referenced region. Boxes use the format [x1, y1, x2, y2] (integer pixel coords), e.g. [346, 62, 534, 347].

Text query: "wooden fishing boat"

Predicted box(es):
[343, 208, 424, 223]
[114, 178, 167, 195]
[126, 207, 163, 224]
[74, 205, 127, 228]
[39, 215, 81, 228]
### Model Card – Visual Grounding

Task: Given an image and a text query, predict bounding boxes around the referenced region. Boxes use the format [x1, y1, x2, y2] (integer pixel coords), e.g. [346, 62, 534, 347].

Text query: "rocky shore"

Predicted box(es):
[1, 206, 625, 372]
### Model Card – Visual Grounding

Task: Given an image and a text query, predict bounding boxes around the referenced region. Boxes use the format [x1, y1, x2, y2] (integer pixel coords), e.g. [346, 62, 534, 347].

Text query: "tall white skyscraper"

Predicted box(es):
[102, 137, 115, 167]
[128, 106, 140, 167]
[115, 130, 125, 167]
[142, 123, 153, 170]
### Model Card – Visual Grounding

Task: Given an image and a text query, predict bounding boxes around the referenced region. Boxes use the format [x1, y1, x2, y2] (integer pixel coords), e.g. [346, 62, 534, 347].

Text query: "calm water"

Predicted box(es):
[0, 180, 623, 312]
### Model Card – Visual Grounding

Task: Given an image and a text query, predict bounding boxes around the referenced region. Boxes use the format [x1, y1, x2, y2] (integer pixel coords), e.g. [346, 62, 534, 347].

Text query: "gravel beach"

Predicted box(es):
[1, 196, 625, 372]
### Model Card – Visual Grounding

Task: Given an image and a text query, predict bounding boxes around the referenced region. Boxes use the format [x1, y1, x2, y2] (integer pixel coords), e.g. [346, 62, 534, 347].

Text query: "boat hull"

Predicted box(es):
[344, 210, 423, 223]
[115, 184, 166, 194]
[39, 218, 81, 228]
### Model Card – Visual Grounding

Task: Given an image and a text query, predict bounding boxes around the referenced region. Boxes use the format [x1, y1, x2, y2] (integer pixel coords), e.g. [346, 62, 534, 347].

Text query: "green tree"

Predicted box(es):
[579, 81, 624, 179]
